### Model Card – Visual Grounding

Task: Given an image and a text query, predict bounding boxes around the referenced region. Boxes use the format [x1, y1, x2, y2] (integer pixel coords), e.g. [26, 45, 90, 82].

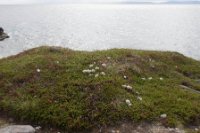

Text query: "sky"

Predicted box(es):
[0, 0, 199, 5]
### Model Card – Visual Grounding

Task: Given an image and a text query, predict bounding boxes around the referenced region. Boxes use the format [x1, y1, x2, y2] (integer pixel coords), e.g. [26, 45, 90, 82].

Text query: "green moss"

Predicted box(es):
[0, 46, 200, 131]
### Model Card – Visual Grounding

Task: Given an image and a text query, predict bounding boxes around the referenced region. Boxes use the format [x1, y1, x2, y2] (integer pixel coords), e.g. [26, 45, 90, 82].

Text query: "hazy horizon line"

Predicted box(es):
[0, 1, 200, 5]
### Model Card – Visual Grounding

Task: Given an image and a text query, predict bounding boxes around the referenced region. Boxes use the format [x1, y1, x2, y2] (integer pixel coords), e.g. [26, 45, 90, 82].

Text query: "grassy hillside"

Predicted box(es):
[0, 46, 200, 131]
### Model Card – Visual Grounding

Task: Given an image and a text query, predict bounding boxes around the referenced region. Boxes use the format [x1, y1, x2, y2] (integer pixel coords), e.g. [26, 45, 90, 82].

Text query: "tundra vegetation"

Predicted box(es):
[0, 46, 200, 132]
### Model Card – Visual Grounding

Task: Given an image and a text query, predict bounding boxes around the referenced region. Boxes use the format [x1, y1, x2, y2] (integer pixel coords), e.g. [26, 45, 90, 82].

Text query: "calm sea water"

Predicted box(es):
[0, 4, 200, 60]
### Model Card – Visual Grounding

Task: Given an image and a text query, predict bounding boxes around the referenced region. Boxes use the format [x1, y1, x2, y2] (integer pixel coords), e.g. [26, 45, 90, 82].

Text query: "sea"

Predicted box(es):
[0, 4, 200, 60]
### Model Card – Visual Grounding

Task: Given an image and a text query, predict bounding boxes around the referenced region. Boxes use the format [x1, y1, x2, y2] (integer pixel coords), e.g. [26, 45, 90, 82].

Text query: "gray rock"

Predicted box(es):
[196, 79, 200, 83]
[0, 32, 9, 41]
[0, 27, 4, 34]
[0, 27, 9, 41]
[35, 126, 41, 130]
[0, 125, 35, 133]
[179, 85, 200, 94]
[160, 114, 167, 118]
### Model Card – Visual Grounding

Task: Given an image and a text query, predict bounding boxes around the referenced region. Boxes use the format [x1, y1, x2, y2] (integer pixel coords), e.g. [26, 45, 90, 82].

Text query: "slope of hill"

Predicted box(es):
[0, 46, 200, 132]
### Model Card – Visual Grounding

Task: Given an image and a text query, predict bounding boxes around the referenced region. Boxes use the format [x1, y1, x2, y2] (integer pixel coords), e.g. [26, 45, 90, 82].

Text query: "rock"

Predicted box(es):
[179, 85, 200, 94]
[95, 73, 99, 78]
[122, 85, 127, 88]
[160, 114, 167, 118]
[107, 57, 111, 60]
[168, 127, 174, 131]
[195, 79, 200, 83]
[137, 96, 142, 101]
[116, 130, 120, 133]
[150, 126, 184, 133]
[0, 33, 9, 41]
[95, 67, 99, 70]
[126, 85, 132, 90]
[111, 129, 120, 133]
[0, 27, 3, 34]
[150, 64, 155, 68]
[83, 69, 91, 73]
[35, 126, 41, 130]
[125, 99, 132, 106]
[136, 91, 140, 95]
[82, 69, 95, 73]
[0, 125, 35, 133]
[141, 78, 146, 80]
[102, 63, 107, 67]
[36, 69, 41, 73]
[111, 130, 115, 133]
[0, 27, 9, 41]
[89, 64, 94, 68]
[148, 77, 153, 80]
[122, 85, 133, 90]
[100, 72, 106, 76]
